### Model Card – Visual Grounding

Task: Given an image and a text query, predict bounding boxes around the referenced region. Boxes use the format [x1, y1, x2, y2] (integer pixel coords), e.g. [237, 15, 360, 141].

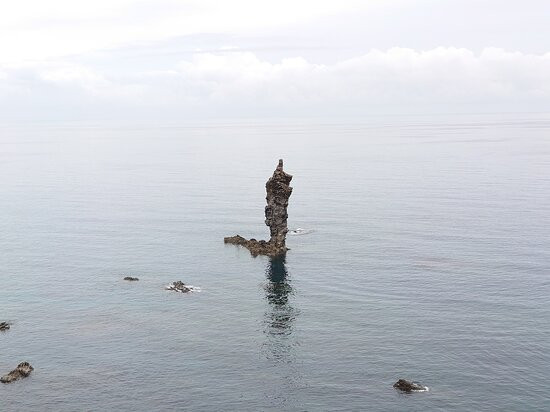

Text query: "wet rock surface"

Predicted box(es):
[1, 362, 34, 384]
[123, 276, 139, 281]
[224, 236, 285, 257]
[165, 281, 199, 293]
[0, 322, 10, 331]
[166, 281, 191, 293]
[393, 379, 428, 392]
[225, 159, 293, 257]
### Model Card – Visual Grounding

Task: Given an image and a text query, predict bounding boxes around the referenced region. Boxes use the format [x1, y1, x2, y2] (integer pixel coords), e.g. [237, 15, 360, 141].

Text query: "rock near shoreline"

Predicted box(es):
[225, 159, 293, 257]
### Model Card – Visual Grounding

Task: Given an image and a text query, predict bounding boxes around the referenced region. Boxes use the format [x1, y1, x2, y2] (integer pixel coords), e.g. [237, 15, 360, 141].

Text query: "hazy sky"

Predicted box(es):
[1, 0, 549, 122]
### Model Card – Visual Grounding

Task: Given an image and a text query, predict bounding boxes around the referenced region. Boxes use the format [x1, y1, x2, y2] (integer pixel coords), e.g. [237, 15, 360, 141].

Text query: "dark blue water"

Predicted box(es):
[1, 115, 549, 411]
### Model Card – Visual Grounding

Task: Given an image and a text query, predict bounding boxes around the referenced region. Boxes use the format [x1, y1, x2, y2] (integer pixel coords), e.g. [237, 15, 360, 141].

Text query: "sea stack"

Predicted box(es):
[225, 159, 293, 257]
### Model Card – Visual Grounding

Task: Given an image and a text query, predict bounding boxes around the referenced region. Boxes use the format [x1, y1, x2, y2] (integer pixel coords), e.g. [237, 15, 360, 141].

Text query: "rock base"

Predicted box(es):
[224, 235, 288, 257]
[1, 362, 34, 384]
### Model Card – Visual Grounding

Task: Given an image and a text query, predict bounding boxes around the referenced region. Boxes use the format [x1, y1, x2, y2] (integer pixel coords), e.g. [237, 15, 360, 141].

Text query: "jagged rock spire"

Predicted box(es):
[265, 159, 293, 248]
[225, 159, 293, 257]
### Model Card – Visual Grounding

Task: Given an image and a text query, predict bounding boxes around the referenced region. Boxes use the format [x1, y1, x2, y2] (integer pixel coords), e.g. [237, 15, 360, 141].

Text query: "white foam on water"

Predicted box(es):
[288, 228, 314, 236]
[165, 283, 201, 292]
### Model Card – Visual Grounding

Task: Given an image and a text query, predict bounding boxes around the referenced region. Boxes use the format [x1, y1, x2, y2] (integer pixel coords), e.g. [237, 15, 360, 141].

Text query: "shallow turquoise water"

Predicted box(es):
[1, 115, 549, 411]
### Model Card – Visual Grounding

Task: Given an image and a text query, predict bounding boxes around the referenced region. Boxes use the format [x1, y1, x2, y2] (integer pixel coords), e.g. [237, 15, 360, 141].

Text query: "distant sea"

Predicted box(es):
[1, 115, 549, 411]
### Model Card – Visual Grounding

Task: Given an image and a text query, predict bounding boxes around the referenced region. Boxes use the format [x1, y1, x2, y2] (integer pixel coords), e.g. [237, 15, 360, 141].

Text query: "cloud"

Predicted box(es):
[2, 1, 550, 67]
[197, 48, 550, 102]
[2, 47, 550, 122]
[0, 0, 376, 64]
[39, 64, 145, 99]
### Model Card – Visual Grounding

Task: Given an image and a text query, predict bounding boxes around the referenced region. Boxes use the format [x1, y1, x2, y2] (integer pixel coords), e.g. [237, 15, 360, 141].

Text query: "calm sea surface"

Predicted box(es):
[1, 115, 549, 411]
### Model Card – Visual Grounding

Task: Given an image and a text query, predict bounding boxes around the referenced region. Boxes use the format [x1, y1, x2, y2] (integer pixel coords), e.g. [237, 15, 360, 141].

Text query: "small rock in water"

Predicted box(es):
[0, 322, 10, 331]
[1, 362, 34, 384]
[166, 281, 199, 293]
[288, 227, 313, 236]
[123, 276, 139, 281]
[393, 379, 428, 392]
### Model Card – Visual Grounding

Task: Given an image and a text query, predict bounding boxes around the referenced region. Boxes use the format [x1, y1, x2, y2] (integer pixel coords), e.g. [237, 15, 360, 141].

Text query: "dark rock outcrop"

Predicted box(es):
[393, 379, 428, 392]
[1, 362, 34, 384]
[0, 322, 10, 331]
[166, 281, 191, 293]
[123, 276, 139, 281]
[165, 281, 200, 293]
[225, 159, 293, 257]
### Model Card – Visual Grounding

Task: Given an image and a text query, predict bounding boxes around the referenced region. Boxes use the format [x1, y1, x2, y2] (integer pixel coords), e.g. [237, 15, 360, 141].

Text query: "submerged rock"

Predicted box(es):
[0, 322, 10, 331]
[288, 227, 313, 236]
[225, 159, 293, 257]
[123, 276, 139, 281]
[165, 281, 200, 293]
[1, 362, 34, 384]
[393, 379, 428, 392]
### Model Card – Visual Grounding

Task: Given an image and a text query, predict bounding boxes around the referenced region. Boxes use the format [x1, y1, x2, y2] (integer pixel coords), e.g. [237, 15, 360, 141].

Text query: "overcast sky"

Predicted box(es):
[1, 0, 549, 123]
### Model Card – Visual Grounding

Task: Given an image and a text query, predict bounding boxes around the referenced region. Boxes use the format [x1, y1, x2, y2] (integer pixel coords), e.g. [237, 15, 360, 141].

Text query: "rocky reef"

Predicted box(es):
[165, 281, 200, 293]
[1, 362, 34, 384]
[0, 322, 10, 331]
[225, 159, 293, 257]
[393, 379, 428, 392]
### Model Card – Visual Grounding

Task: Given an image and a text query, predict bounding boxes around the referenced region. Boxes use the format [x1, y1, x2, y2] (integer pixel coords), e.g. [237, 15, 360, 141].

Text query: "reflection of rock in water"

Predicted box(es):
[262, 256, 302, 409]
[265, 256, 291, 306]
[263, 256, 299, 357]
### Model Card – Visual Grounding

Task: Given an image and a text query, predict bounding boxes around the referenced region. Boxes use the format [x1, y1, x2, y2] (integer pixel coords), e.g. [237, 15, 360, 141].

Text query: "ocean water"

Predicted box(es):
[1, 115, 549, 411]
